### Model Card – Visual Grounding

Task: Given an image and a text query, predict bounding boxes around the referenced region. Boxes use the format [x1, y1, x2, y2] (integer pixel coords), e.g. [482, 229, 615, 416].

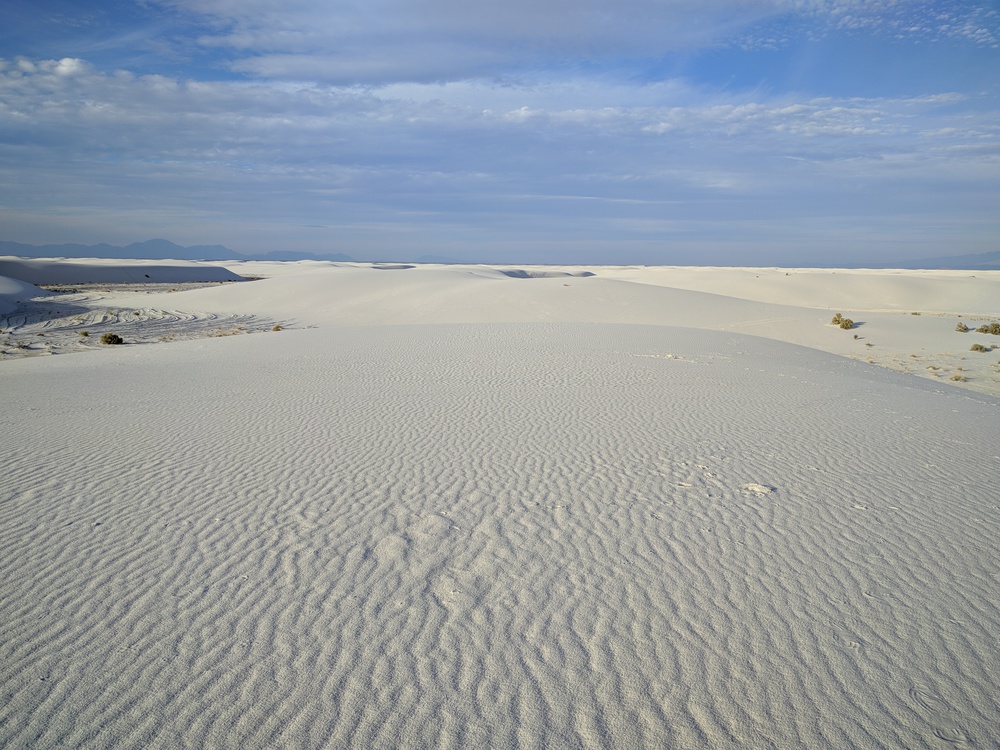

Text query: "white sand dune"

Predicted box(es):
[0, 274, 50, 315]
[112, 262, 1000, 396]
[1, 258, 272, 359]
[0, 256, 245, 285]
[2, 259, 999, 748]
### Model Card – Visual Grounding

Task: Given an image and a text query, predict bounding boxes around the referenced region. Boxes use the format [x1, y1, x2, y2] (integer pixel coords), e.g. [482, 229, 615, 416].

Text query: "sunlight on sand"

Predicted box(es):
[2, 257, 999, 748]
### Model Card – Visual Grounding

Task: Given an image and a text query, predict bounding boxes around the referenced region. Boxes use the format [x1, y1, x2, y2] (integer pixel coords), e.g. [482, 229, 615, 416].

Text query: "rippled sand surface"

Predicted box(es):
[3, 321, 998, 748]
[1, 282, 276, 359]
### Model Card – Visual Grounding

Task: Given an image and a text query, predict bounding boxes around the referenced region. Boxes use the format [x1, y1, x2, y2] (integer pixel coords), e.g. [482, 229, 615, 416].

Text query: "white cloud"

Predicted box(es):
[3, 57, 995, 204]
[147, 0, 1000, 86]
[737, 1, 998, 51]
[3, 0, 998, 264]
[149, 0, 883, 83]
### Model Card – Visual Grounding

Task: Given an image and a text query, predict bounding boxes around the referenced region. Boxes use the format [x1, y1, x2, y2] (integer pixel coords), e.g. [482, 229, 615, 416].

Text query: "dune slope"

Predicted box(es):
[2, 322, 998, 748]
[113, 263, 1000, 396]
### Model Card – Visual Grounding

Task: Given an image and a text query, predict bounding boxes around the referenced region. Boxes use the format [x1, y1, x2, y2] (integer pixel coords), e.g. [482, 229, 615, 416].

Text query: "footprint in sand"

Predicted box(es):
[742, 483, 775, 496]
[429, 570, 480, 614]
[372, 533, 411, 564]
[862, 584, 907, 607]
[831, 626, 865, 651]
[908, 682, 971, 745]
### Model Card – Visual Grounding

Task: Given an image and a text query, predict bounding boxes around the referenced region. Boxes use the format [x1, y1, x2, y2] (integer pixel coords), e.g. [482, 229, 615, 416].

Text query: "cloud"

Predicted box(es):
[2, 58, 993, 178]
[179, 0, 778, 83]
[2, 54, 996, 261]
[738, 0, 1000, 49]
[138, 0, 1000, 85]
[2, 0, 997, 263]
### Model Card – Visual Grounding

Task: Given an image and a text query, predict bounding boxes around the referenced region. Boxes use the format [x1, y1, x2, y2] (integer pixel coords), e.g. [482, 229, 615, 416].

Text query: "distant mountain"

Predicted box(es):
[7, 239, 995, 270]
[0, 239, 240, 260]
[888, 250, 1000, 271]
[0, 239, 356, 263]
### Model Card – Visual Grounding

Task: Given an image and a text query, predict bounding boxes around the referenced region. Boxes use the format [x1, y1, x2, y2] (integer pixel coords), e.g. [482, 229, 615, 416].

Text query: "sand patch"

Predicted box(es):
[2, 323, 997, 748]
[1, 282, 282, 360]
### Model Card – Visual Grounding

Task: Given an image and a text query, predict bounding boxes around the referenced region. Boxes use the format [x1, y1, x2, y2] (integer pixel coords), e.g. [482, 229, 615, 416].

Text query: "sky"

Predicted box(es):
[1, 0, 998, 265]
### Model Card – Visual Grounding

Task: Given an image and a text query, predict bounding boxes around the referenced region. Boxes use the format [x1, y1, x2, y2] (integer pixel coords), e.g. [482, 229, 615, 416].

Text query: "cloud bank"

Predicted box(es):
[0, 0, 997, 263]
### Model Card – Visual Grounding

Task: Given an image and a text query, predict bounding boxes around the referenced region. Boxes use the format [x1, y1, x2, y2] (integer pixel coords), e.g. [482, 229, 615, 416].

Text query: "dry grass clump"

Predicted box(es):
[99, 333, 124, 345]
[955, 322, 970, 333]
[975, 322, 1000, 335]
[950, 373, 968, 382]
[970, 343, 991, 353]
[831, 313, 855, 330]
[210, 327, 246, 337]
[272, 324, 283, 331]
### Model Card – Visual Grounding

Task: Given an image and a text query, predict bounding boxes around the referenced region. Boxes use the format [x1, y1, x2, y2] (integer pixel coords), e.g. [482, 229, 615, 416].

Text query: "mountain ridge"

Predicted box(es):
[2, 240, 998, 270]
[0, 239, 355, 263]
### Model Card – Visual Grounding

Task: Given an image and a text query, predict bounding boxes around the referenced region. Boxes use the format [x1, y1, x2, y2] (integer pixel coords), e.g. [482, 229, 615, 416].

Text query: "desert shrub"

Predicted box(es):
[99, 333, 124, 345]
[970, 343, 990, 352]
[955, 322, 969, 332]
[79, 330, 89, 337]
[839, 318, 855, 330]
[831, 313, 843, 325]
[950, 373, 968, 382]
[975, 322, 1000, 335]
[272, 324, 283, 331]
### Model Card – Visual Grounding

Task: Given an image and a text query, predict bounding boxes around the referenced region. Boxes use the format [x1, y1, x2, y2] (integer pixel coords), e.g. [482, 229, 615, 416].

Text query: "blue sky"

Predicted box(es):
[1, 0, 998, 264]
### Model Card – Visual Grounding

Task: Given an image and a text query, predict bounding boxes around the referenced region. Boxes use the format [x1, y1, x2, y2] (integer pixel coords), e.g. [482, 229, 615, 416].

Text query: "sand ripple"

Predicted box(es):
[1, 324, 998, 748]
[1, 285, 279, 359]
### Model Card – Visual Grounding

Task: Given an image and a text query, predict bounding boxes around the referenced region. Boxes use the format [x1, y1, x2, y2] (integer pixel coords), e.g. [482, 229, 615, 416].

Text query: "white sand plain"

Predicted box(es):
[2, 257, 999, 748]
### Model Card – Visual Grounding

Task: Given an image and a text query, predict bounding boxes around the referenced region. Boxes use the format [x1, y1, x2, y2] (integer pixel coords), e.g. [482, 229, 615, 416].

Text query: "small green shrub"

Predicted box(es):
[970, 343, 990, 353]
[839, 318, 855, 330]
[831, 313, 843, 325]
[975, 322, 1000, 335]
[99, 333, 124, 345]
